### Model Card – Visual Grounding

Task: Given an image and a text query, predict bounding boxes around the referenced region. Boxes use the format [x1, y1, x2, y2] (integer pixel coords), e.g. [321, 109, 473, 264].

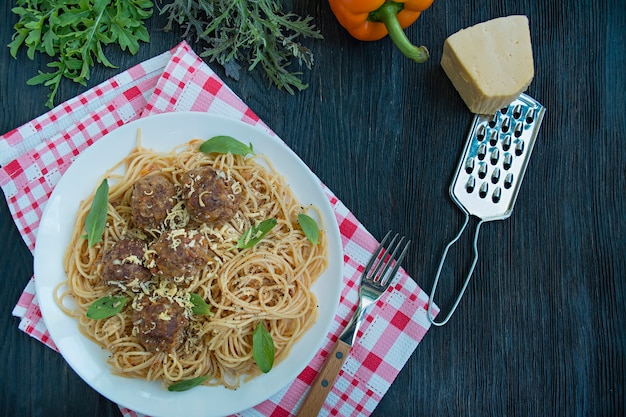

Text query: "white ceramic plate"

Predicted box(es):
[34, 112, 343, 417]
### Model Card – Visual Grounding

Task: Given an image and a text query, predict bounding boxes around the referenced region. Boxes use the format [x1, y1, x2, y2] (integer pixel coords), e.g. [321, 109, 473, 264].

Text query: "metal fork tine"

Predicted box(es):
[363, 232, 410, 287]
[380, 238, 410, 286]
[363, 230, 392, 274]
[369, 233, 399, 282]
[376, 235, 407, 285]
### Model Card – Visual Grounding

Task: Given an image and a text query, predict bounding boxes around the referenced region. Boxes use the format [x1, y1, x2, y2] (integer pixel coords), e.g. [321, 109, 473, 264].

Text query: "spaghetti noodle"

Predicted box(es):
[57, 136, 328, 390]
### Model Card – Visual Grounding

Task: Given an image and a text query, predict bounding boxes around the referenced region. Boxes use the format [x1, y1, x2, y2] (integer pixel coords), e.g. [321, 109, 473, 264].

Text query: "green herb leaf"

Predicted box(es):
[160, 0, 323, 94]
[298, 213, 320, 245]
[86, 295, 129, 320]
[9, 0, 153, 108]
[8, 28, 28, 58]
[84, 179, 109, 248]
[199, 136, 254, 156]
[190, 293, 212, 315]
[168, 375, 210, 392]
[253, 322, 275, 373]
[237, 219, 277, 249]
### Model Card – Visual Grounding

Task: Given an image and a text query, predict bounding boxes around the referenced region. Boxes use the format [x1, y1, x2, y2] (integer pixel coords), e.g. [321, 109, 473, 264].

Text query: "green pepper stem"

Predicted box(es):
[371, 2, 429, 63]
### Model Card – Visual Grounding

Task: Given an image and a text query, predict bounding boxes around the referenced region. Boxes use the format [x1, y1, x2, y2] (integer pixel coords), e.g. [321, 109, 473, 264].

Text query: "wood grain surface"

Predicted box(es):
[0, 1, 624, 416]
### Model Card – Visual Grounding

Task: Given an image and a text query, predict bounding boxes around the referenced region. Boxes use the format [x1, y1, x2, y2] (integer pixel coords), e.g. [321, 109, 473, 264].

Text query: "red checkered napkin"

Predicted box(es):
[1, 41, 436, 417]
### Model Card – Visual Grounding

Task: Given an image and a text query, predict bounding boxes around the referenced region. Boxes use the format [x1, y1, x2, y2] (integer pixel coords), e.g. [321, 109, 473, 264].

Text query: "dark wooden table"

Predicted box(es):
[1, 1, 624, 416]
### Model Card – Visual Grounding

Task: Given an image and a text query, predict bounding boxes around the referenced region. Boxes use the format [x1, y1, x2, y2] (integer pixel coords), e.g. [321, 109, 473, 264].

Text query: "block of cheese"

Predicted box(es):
[440, 15, 534, 114]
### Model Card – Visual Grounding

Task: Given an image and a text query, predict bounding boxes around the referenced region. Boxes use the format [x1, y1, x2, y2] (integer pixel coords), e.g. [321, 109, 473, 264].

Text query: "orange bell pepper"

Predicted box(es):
[328, 0, 434, 63]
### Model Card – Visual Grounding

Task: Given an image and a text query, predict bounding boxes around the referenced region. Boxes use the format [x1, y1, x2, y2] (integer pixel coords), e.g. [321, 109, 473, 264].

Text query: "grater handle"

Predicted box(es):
[428, 213, 485, 326]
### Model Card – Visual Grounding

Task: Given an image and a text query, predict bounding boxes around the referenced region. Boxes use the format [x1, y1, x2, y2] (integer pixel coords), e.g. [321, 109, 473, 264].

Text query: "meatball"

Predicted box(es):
[133, 298, 188, 353]
[181, 166, 240, 225]
[148, 229, 213, 279]
[131, 174, 177, 230]
[101, 239, 151, 287]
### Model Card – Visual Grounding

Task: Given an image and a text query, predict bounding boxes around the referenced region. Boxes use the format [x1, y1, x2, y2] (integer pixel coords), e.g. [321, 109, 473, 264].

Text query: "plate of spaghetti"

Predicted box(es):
[34, 112, 343, 417]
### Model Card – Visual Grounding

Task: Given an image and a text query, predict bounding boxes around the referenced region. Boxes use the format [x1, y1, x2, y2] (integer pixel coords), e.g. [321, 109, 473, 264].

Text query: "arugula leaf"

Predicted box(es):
[86, 295, 129, 320]
[189, 293, 212, 315]
[168, 375, 210, 392]
[297, 213, 320, 245]
[199, 136, 254, 156]
[83, 179, 109, 248]
[9, 0, 153, 108]
[237, 219, 277, 249]
[160, 0, 323, 94]
[253, 322, 275, 373]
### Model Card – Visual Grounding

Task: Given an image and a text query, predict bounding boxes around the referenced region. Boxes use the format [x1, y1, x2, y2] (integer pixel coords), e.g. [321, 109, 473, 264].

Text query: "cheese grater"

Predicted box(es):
[427, 93, 545, 326]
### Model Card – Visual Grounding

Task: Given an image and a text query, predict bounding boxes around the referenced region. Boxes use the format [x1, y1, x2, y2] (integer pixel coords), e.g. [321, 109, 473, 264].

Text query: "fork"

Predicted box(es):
[297, 231, 410, 417]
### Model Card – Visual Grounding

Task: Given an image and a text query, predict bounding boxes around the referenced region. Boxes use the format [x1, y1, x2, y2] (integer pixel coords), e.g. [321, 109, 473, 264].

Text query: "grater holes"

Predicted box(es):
[501, 117, 511, 133]
[479, 182, 489, 198]
[502, 135, 512, 151]
[476, 124, 486, 141]
[491, 167, 501, 184]
[490, 148, 500, 165]
[503, 153, 513, 170]
[466, 176, 476, 193]
[455, 94, 543, 219]
[489, 131, 498, 146]
[504, 173, 514, 189]
[515, 140, 525, 156]
[478, 163, 488, 179]
[502, 135, 511, 151]
[477, 144, 487, 160]
[492, 187, 502, 203]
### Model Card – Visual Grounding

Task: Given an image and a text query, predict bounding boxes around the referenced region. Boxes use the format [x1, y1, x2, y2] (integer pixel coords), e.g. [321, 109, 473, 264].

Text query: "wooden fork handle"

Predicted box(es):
[297, 340, 351, 417]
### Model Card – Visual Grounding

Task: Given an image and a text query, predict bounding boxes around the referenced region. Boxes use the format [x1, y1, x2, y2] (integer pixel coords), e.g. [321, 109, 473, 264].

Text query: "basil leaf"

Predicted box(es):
[84, 179, 109, 248]
[199, 136, 254, 156]
[190, 293, 212, 316]
[168, 375, 210, 392]
[86, 295, 129, 320]
[298, 213, 320, 245]
[253, 323, 275, 373]
[237, 218, 277, 249]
